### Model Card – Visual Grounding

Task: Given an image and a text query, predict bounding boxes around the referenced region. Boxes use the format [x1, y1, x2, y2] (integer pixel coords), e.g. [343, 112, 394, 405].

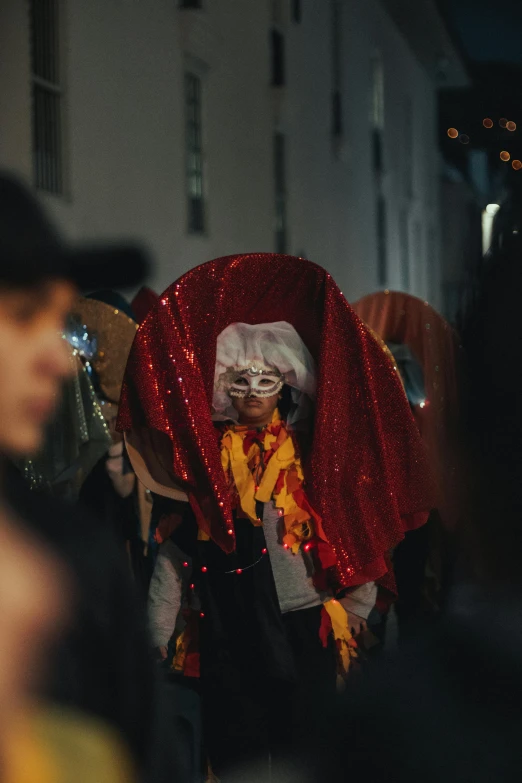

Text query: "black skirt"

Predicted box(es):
[197, 516, 337, 779]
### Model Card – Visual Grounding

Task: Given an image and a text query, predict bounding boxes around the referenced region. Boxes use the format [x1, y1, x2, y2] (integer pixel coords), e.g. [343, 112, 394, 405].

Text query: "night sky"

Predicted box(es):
[447, 0, 522, 64]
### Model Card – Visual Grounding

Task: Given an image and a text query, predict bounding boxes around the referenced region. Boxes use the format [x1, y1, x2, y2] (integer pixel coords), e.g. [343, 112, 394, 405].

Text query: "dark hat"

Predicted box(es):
[0, 172, 149, 290]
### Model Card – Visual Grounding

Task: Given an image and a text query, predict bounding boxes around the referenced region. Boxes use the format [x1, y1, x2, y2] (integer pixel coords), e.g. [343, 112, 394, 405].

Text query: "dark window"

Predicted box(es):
[332, 90, 343, 137]
[271, 29, 285, 86]
[331, 0, 343, 137]
[292, 0, 302, 22]
[179, 0, 202, 8]
[404, 97, 414, 198]
[399, 209, 410, 290]
[185, 72, 205, 233]
[377, 195, 387, 286]
[372, 128, 383, 174]
[30, 0, 63, 194]
[274, 133, 287, 253]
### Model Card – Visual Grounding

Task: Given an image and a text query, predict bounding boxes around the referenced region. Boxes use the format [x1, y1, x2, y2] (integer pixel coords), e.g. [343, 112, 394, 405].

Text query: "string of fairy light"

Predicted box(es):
[446, 117, 522, 170]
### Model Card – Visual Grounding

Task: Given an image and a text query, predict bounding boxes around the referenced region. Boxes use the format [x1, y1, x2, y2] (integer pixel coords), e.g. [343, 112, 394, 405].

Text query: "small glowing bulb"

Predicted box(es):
[447, 127, 458, 139]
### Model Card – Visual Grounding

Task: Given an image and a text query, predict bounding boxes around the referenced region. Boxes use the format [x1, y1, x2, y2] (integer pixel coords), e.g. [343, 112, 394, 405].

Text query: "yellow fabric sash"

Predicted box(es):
[220, 413, 313, 552]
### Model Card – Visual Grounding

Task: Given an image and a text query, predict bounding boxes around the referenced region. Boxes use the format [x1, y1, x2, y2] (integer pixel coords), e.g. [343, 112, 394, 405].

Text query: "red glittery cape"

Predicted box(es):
[118, 255, 435, 589]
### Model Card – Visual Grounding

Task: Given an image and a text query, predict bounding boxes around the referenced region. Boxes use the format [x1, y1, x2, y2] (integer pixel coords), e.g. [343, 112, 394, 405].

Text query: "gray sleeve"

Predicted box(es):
[148, 540, 188, 647]
[340, 582, 377, 620]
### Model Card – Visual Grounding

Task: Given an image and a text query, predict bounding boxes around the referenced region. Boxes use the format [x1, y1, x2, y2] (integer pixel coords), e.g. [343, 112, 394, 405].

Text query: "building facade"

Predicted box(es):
[0, 0, 466, 306]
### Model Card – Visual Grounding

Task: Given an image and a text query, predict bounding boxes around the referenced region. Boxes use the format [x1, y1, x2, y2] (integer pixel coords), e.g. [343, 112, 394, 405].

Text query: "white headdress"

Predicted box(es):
[213, 321, 316, 424]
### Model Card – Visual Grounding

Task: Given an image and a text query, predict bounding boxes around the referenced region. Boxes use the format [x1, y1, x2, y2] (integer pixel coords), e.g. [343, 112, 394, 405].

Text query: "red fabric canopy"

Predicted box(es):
[119, 255, 435, 589]
[354, 291, 462, 530]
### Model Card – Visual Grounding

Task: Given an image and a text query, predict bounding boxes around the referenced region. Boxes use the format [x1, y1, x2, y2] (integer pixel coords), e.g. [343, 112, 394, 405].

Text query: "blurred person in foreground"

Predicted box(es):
[306, 229, 522, 783]
[0, 171, 152, 780]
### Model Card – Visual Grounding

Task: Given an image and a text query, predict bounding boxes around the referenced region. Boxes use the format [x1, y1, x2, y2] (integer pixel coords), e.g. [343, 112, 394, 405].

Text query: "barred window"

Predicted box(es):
[185, 72, 205, 234]
[31, 0, 64, 194]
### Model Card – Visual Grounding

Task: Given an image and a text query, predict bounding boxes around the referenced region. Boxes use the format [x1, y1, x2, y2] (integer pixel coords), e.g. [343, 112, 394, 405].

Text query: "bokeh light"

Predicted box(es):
[512, 159, 522, 170]
[447, 127, 458, 139]
[483, 118, 493, 128]
[507, 121, 517, 132]
[500, 150, 511, 162]
[459, 134, 470, 144]
[500, 118, 508, 128]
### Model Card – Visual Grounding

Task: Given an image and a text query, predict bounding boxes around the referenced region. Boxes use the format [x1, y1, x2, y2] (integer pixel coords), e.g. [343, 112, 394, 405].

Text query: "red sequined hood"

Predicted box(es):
[118, 254, 435, 589]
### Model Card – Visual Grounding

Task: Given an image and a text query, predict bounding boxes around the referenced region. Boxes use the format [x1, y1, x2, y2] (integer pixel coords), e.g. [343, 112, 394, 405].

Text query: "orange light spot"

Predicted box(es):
[512, 159, 522, 170]
[507, 121, 517, 132]
[500, 150, 511, 162]
[500, 118, 508, 128]
[447, 127, 458, 139]
[483, 118, 493, 128]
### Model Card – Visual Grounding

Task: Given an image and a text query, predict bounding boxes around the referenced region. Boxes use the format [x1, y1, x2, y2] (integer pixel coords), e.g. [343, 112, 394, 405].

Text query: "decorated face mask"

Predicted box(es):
[226, 364, 284, 399]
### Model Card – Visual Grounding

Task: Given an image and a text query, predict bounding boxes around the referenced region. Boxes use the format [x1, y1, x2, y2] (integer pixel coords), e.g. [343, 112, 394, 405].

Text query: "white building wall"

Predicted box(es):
[0, 0, 444, 306]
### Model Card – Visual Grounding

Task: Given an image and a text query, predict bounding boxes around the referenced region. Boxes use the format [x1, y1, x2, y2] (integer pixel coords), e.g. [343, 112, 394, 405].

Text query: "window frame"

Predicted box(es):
[184, 70, 206, 235]
[30, 0, 65, 195]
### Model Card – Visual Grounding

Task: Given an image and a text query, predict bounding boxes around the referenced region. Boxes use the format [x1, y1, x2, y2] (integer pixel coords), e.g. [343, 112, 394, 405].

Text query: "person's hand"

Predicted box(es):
[106, 441, 136, 497]
[345, 611, 368, 637]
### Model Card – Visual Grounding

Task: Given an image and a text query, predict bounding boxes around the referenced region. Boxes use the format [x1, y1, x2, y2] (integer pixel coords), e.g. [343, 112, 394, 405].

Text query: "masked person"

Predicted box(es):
[354, 291, 462, 638]
[75, 290, 160, 592]
[119, 253, 435, 780]
[0, 171, 153, 779]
